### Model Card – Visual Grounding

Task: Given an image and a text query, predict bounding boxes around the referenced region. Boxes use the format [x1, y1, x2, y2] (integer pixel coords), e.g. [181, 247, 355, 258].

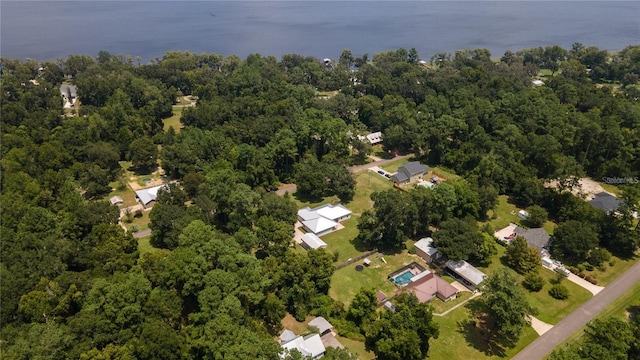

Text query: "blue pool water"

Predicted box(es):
[392, 270, 414, 285]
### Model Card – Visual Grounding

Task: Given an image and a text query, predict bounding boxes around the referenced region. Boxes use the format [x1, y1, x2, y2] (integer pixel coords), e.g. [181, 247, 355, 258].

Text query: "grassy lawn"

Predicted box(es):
[431, 291, 474, 314]
[526, 267, 593, 324]
[124, 209, 152, 232]
[321, 219, 362, 262]
[347, 171, 394, 216]
[329, 251, 427, 306]
[476, 244, 507, 276]
[481, 195, 556, 234]
[137, 236, 159, 255]
[103, 180, 138, 207]
[336, 336, 375, 360]
[582, 254, 638, 286]
[429, 302, 539, 359]
[380, 157, 416, 173]
[164, 107, 184, 133]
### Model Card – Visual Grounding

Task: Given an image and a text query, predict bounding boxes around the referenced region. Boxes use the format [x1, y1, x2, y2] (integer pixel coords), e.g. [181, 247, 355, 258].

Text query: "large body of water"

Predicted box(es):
[1, 1, 639, 62]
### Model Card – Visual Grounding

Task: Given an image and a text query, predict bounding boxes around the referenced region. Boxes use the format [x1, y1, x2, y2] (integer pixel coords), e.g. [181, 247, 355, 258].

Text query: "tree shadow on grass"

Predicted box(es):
[292, 191, 324, 205]
[457, 299, 509, 357]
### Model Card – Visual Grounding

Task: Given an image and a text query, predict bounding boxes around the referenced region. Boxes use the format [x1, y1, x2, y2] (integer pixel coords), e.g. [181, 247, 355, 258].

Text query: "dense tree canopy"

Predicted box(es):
[2, 42, 639, 358]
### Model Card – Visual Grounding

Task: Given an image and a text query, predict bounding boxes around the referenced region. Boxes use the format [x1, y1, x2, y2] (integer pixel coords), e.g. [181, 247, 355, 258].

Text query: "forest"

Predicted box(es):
[1, 43, 639, 359]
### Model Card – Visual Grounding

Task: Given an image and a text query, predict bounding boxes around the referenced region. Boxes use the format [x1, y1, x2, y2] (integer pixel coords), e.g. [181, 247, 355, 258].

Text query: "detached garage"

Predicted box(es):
[301, 233, 327, 250]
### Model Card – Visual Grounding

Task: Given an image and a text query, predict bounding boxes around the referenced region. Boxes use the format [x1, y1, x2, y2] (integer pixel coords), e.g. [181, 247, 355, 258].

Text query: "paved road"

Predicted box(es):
[513, 260, 640, 360]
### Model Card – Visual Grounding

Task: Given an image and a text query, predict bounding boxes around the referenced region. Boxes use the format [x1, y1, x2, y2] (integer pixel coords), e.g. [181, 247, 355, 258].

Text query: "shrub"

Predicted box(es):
[333, 251, 340, 263]
[130, 224, 139, 233]
[134, 209, 143, 218]
[609, 258, 616, 267]
[522, 272, 545, 292]
[587, 248, 611, 267]
[568, 267, 579, 275]
[549, 284, 569, 300]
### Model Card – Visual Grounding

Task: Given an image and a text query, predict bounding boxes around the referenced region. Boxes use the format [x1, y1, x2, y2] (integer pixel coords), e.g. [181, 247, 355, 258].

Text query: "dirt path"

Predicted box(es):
[545, 177, 613, 199]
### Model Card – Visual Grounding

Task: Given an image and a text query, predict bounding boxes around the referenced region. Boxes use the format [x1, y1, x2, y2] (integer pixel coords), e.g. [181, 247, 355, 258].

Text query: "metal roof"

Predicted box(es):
[445, 260, 486, 286]
[414, 237, 438, 256]
[301, 233, 327, 250]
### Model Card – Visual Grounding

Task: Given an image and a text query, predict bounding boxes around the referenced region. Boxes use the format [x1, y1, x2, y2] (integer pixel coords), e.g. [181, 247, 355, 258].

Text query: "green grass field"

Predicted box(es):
[164, 107, 184, 133]
[429, 302, 539, 359]
[581, 254, 638, 286]
[526, 268, 593, 324]
[329, 251, 426, 306]
[137, 235, 159, 255]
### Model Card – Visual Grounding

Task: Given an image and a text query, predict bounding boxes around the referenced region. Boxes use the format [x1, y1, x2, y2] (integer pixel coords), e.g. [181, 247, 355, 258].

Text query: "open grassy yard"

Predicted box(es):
[103, 180, 138, 207]
[137, 236, 159, 256]
[348, 171, 393, 216]
[429, 302, 539, 359]
[380, 157, 416, 173]
[482, 195, 556, 234]
[329, 251, 427, 306]
[431, 291, 474, 315]
[125, 209, 152, 232]
[164, 107, 184, 133]
[582, 254, 638, 285]
[321, 219, 362, 262]
[526, 267, 593, 324]
[337, 335, 375, 360]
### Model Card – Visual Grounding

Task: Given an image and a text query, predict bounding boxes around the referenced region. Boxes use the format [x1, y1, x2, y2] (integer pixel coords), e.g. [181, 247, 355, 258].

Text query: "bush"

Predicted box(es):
[129, 224, 139, 233]
[333, 251, 340, 263]
[408, 247, 416, 255]
[134, 209, 143, 218]
[587, 248, 611, 267]
[522, 272, 545, 292]
[549, 284, 569, 300]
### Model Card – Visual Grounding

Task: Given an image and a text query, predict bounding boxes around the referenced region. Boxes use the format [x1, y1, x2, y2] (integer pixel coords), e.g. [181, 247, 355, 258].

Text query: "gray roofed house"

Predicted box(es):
[589, 192, 623, 214]
[513, 227, 551, 252]
[445, 260, 486, 291]
[309, 316, 333, 336]
[134, 184, 167, 208]
[390, 161, 428, 184]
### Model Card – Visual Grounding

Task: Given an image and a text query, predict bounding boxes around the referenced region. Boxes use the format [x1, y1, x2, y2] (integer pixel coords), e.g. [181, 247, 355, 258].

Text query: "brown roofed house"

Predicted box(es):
[402, 272, 458, 303]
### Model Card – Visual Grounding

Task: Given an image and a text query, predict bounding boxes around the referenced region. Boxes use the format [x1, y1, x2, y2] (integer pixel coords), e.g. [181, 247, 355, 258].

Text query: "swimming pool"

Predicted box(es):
[391, 270, 414, 285]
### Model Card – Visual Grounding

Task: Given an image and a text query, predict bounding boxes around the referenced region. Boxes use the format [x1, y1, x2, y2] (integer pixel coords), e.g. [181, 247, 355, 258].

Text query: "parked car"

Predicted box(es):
[377, 170, 385, 175]
[384, 174, 391, 178]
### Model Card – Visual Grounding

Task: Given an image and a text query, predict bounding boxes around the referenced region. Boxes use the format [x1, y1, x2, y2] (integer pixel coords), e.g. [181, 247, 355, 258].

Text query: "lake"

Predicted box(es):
[1, 1, 638, 62]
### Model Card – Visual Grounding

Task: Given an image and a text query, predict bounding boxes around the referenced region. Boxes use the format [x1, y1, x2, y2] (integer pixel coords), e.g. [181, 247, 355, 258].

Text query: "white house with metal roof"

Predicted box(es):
[134, 184, 167, 208]
[298, 204, 352, 236]
[280, 334, 325, 359]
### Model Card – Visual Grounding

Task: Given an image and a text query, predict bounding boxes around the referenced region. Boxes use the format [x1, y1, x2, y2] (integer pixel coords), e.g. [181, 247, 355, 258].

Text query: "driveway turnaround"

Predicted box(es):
[513, 260, 640, 360]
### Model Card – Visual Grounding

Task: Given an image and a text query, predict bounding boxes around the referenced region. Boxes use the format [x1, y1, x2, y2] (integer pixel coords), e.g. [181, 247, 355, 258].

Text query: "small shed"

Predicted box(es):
[414, 237, 439, 264]
[518, 210, 530, 220]
[109, 196, 124, 206]
[363, 258, 371, 266]
[301, 233, 327, 250]
[376, 291, 387, 305]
